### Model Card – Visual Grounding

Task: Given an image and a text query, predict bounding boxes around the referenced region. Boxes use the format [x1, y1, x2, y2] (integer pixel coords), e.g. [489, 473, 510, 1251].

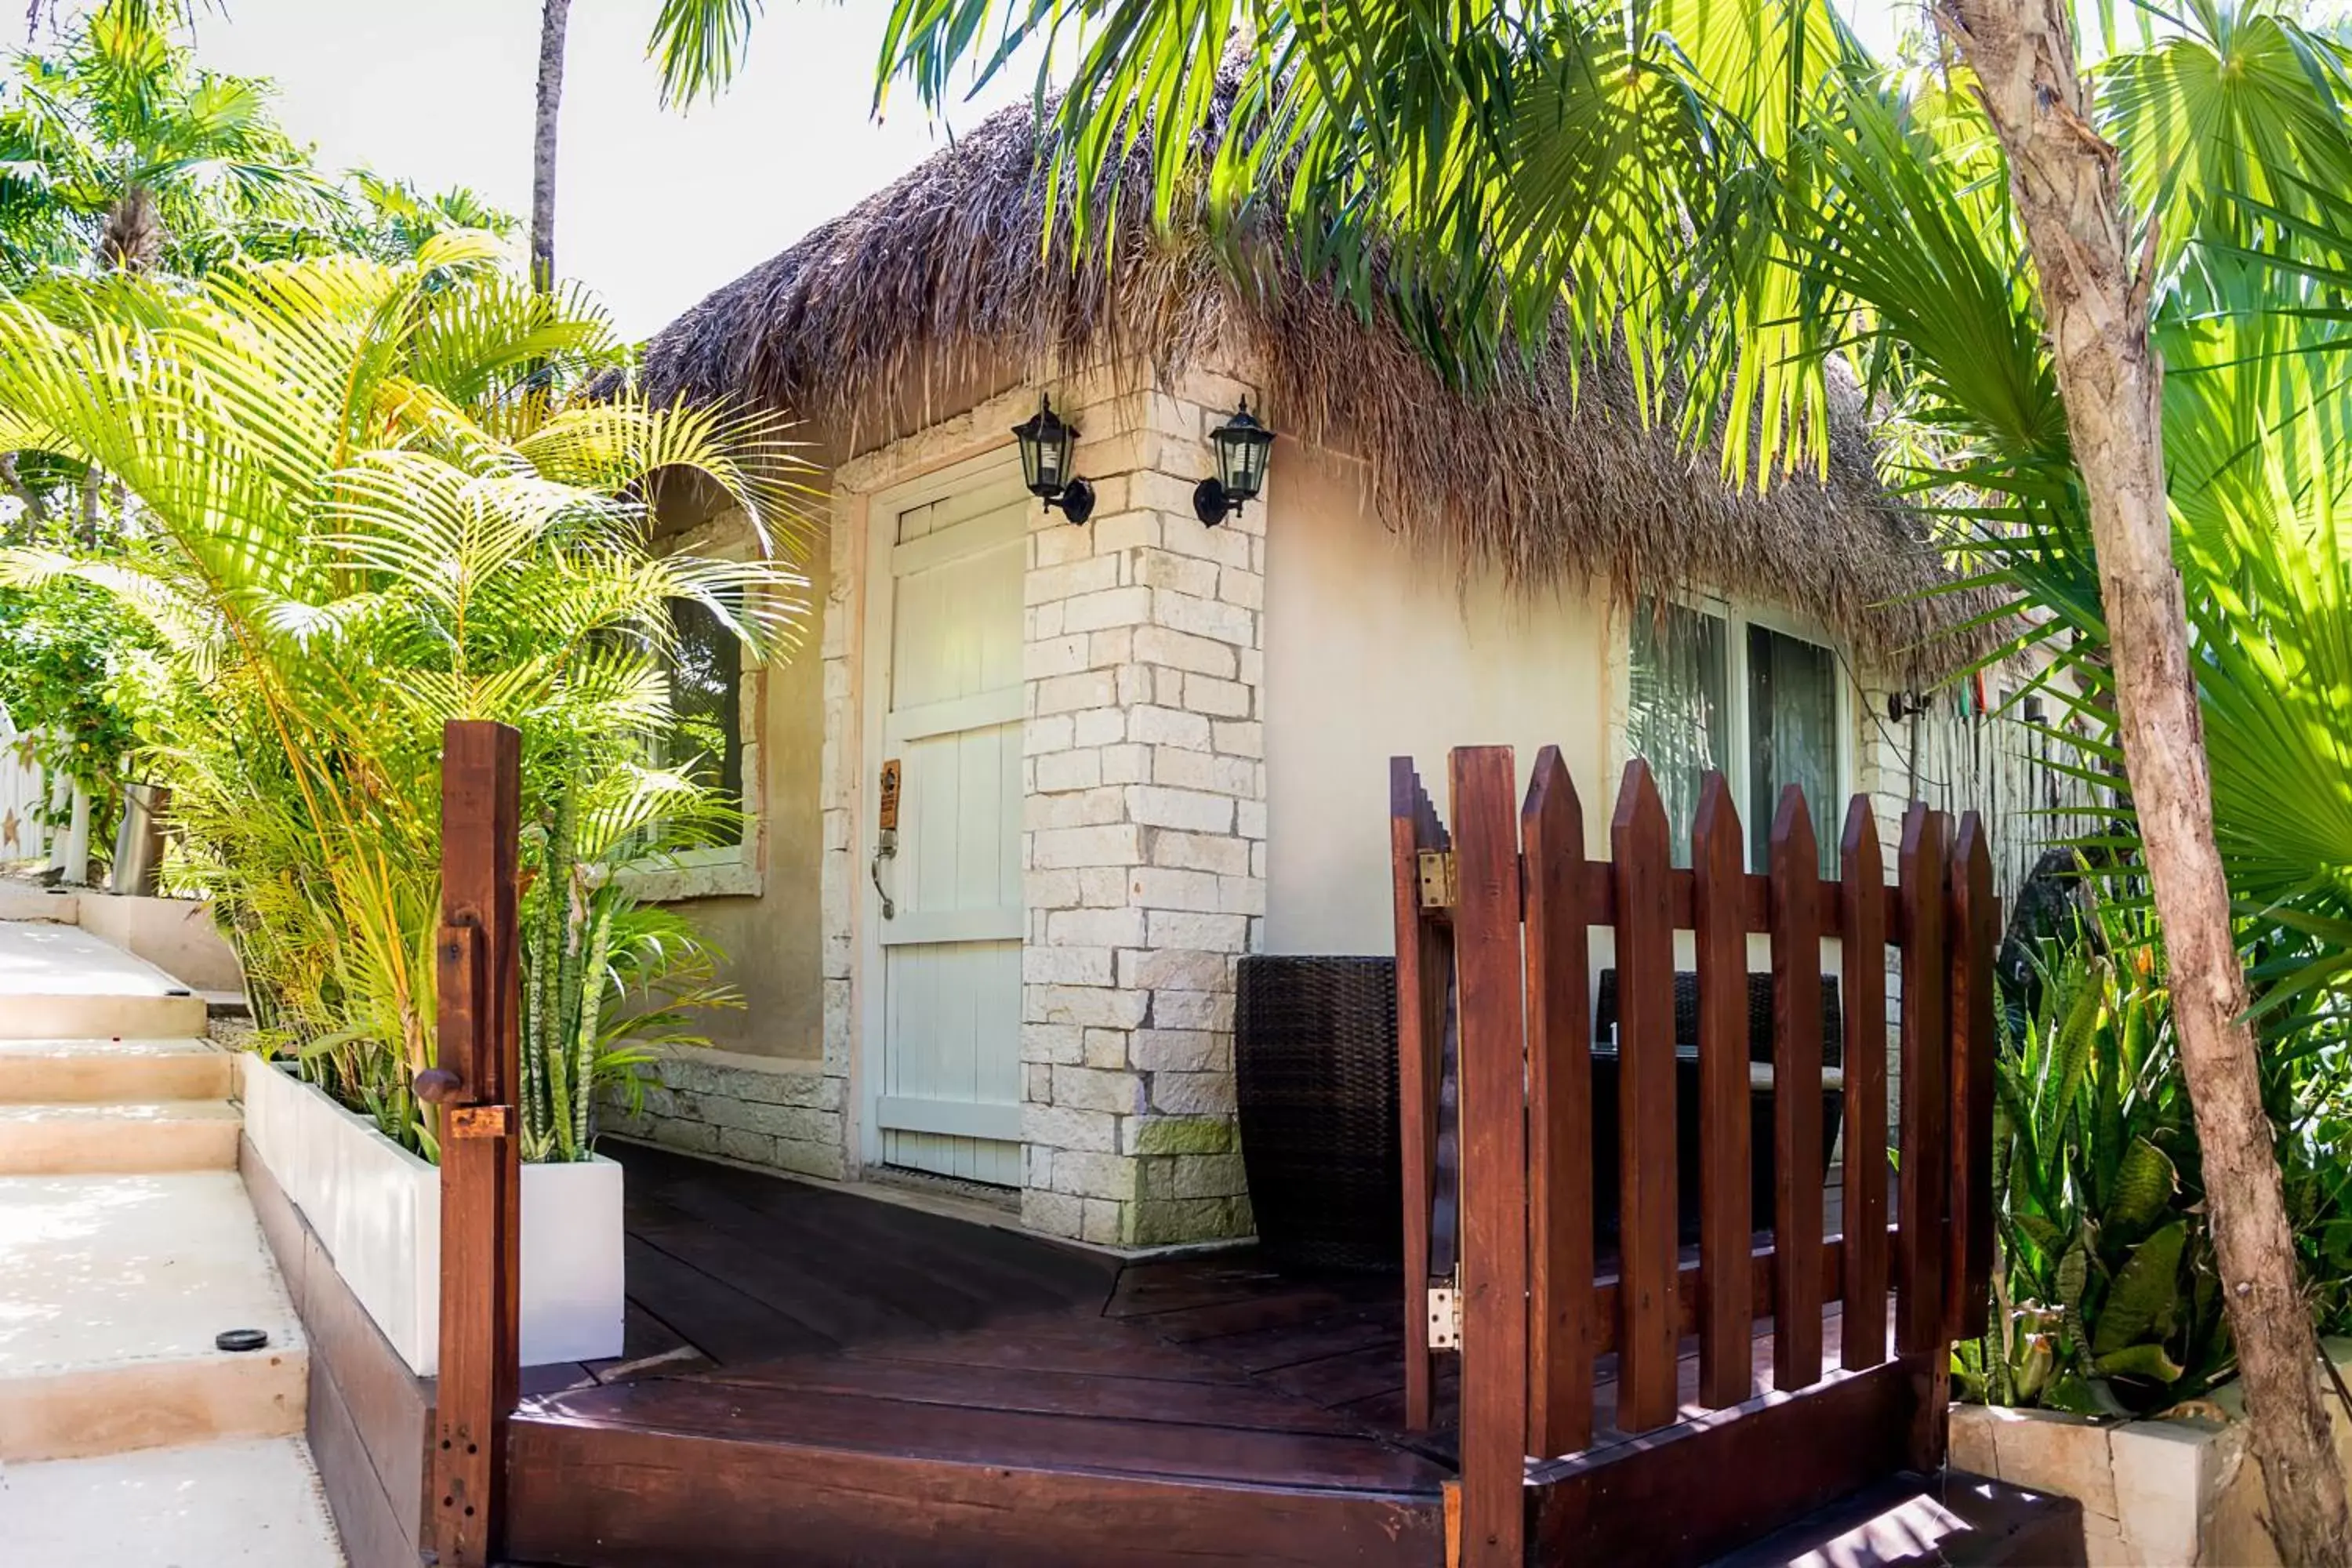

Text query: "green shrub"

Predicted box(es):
[1955, 897, 2233, 1415]
[0, 240, 813, 1160]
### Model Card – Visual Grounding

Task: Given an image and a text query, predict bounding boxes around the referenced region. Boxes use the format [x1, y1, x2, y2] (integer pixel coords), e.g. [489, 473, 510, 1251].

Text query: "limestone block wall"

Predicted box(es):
[1016, 370, 1269, 1247]
[601, 1047, 848, 1181]
[765, 365, 1275, 1248]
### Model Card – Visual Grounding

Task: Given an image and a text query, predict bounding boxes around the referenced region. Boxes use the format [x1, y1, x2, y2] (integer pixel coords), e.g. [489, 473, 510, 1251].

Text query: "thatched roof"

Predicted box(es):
[630, 100, 1964, 668]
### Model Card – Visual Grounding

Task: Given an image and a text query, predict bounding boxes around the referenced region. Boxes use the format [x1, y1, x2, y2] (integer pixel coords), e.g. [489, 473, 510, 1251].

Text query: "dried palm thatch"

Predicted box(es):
[632, 99, 1972, 670]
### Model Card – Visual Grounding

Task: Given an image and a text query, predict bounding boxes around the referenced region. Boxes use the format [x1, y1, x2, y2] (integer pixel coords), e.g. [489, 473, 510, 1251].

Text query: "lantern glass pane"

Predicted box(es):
[1018, 434, 1044, 492]
[1218, 432, 1269, 499]
[1223, 434, 1261, 495]
[1237, 437, 1269, 494]
[1037, 431, 1065, 485]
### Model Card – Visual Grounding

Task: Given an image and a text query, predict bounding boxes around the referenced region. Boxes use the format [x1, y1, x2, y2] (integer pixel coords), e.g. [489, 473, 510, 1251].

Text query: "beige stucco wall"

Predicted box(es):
[1262, 445, 1615, 957]
[641, 511, 831, 1064]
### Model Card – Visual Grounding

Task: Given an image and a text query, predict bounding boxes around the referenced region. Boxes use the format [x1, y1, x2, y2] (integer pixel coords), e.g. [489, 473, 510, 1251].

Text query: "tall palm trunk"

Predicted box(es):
[1940, 0, 2350, 1560]
[529, 0, 572, 294]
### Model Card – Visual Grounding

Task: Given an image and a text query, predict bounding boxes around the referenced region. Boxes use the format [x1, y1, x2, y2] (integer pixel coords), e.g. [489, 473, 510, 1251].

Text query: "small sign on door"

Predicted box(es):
[878, 759, 902, 832]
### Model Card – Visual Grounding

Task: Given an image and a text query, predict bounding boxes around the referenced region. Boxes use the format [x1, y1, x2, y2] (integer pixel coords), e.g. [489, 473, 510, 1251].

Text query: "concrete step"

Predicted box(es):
[0, 1173, 307, 1461]
[2, 1435, 344, 1566]
[0, 882, 76, 922]
[0, 1100, 241, 1174]
[0, 1036, 234, 1104]
[1710, 1471, 2086, 1567]
[0, 921, 208, 1039]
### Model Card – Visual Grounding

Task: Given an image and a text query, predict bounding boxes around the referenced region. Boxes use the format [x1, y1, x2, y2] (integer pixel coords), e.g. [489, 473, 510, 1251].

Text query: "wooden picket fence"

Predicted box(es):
[1391, 746, 1996, 1567]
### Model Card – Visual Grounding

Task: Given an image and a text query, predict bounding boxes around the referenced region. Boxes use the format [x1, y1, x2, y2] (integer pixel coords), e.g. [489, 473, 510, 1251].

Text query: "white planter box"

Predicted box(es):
[238, 1054, 624, 1377]
[1950, 1346, 2352, 1568]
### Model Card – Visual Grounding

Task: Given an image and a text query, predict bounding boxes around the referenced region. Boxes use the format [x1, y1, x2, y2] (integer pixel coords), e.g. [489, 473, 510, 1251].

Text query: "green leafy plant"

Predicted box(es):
[0, 569, 146, 833]
[515, 760, 742, 1164]
[0, 238, 814, 1160]
[1955, 896, 2233, 1414]
[0, 0, 340, 285]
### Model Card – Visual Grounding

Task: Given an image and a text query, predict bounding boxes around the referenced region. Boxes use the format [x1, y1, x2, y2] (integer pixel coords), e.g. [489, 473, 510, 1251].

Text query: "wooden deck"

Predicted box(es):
[503, 1141, 1897, 1568]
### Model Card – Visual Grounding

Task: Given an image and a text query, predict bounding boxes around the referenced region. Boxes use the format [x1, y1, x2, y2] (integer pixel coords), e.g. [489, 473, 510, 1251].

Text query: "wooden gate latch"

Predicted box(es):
[445, 1104, 512, 1138]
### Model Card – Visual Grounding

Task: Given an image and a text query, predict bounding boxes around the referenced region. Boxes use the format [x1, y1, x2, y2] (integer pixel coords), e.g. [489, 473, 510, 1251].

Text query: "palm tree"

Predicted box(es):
[0, 238, 815, 1155]
[0, 0, 336, 281]
[530, 0, 764, 290]
[859, 0, 2352, 1555]
[0, 0, 345, 538]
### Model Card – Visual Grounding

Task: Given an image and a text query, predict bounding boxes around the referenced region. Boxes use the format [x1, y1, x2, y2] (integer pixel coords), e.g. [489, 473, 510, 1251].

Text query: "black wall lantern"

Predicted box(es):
[1193, 399, 1276, 526]
[1013, 394, 1095, 525]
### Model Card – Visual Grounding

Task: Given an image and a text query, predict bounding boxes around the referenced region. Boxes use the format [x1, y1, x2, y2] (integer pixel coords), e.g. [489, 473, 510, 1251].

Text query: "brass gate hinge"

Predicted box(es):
[1417, 850, 1457, 910]
[1427, 1282, 1462, 1351]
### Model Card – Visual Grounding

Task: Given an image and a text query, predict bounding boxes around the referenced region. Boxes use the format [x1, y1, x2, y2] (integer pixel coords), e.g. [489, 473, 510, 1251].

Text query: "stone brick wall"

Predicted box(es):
[1016, 372, 1269, 1247]
[604, 1047, 848, 1180]
[764, 365, 1271, 1247]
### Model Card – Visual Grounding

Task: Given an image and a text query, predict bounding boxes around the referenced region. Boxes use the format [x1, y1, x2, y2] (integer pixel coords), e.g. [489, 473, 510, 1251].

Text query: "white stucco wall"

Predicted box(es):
[1262, 446, 1616, 956]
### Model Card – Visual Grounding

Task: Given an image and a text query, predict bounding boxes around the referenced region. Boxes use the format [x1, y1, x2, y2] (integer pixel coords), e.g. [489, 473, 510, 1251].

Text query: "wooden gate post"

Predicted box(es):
[1895, 805, 1952, 1475]
[1450, 746, 1530, 1568]
[1388, 759, 1452, 1433]
[420, 720, 523, 1568]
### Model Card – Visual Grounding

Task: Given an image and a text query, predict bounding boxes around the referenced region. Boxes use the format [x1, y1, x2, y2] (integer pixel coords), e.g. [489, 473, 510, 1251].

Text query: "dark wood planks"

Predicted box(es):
[848, 1317, 1257, 1385]
[429, 719, 522, 1568]
[622, 1139, 1113, 1307]
[1612, 760, 1680, 1432]
[1521, 746, 1595, 1457]
[514, 1138, 1918, 1568]
[1769, 786, 1826, 1391]
[1692, 773, 1753, 1408]
[1450, 746, 1530, 1568]
[629, 1196, 941, 1345]
[1840, 797, 1891, 1372]
[1104, 1254, 1292, 1319]
[1530, 1360, 1918, 1568]
[608, 1138, 1116, 1366]
[697, 1350, 1365, 1434]
[524, 1376, 1445, 1494]
[519, 1152, 1461, 1563]
[1193, 1303, 1398, 1374]
[506, 1416, 1446, 1568]
[620, 1232, 832, 1366]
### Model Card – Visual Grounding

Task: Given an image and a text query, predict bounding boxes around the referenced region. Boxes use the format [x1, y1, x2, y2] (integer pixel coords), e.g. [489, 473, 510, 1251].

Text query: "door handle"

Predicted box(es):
[872, 758, 901, 920]
[871, 829, 897, 920]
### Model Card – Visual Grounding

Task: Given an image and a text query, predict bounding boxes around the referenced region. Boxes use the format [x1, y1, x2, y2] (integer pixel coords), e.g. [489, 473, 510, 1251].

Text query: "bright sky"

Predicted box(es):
[184, 1, 1915, 343]
[192, 1, 1039, 339]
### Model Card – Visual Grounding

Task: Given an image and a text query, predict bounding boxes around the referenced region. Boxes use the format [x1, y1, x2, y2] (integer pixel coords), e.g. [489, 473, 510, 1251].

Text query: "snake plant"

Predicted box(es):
[1954, 897, 2232, 1416]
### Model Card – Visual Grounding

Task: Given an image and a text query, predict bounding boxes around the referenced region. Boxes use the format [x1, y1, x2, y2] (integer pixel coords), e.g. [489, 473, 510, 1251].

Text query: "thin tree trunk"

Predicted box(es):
[1939, 0, 2351, 1560]
[2, 453, 46, 535]
[78, 462, 99, 546]
[530, 0, 572, 294]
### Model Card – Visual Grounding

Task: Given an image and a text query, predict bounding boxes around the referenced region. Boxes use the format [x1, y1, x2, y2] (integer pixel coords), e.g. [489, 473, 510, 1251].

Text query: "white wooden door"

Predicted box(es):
[866, 465, 1027, 1185]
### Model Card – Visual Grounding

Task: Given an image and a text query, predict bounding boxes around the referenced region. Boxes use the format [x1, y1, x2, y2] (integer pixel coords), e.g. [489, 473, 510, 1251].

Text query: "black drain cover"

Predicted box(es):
[216, 1328, 270, 1352]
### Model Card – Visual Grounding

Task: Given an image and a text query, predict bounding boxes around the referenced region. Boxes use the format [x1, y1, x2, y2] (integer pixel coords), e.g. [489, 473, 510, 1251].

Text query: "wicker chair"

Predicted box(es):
[1592, 971, 1846, 1243]
[1233, 956, 1403, 1272]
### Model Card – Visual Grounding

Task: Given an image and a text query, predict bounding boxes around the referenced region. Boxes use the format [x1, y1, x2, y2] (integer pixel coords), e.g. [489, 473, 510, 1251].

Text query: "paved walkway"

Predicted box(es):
[0, 915, 343, 1565]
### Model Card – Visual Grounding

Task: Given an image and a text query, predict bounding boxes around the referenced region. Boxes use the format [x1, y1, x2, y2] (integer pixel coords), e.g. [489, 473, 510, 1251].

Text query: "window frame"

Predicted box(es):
[1611, 589, 1857, 871]
[619, 519, 766, 903]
